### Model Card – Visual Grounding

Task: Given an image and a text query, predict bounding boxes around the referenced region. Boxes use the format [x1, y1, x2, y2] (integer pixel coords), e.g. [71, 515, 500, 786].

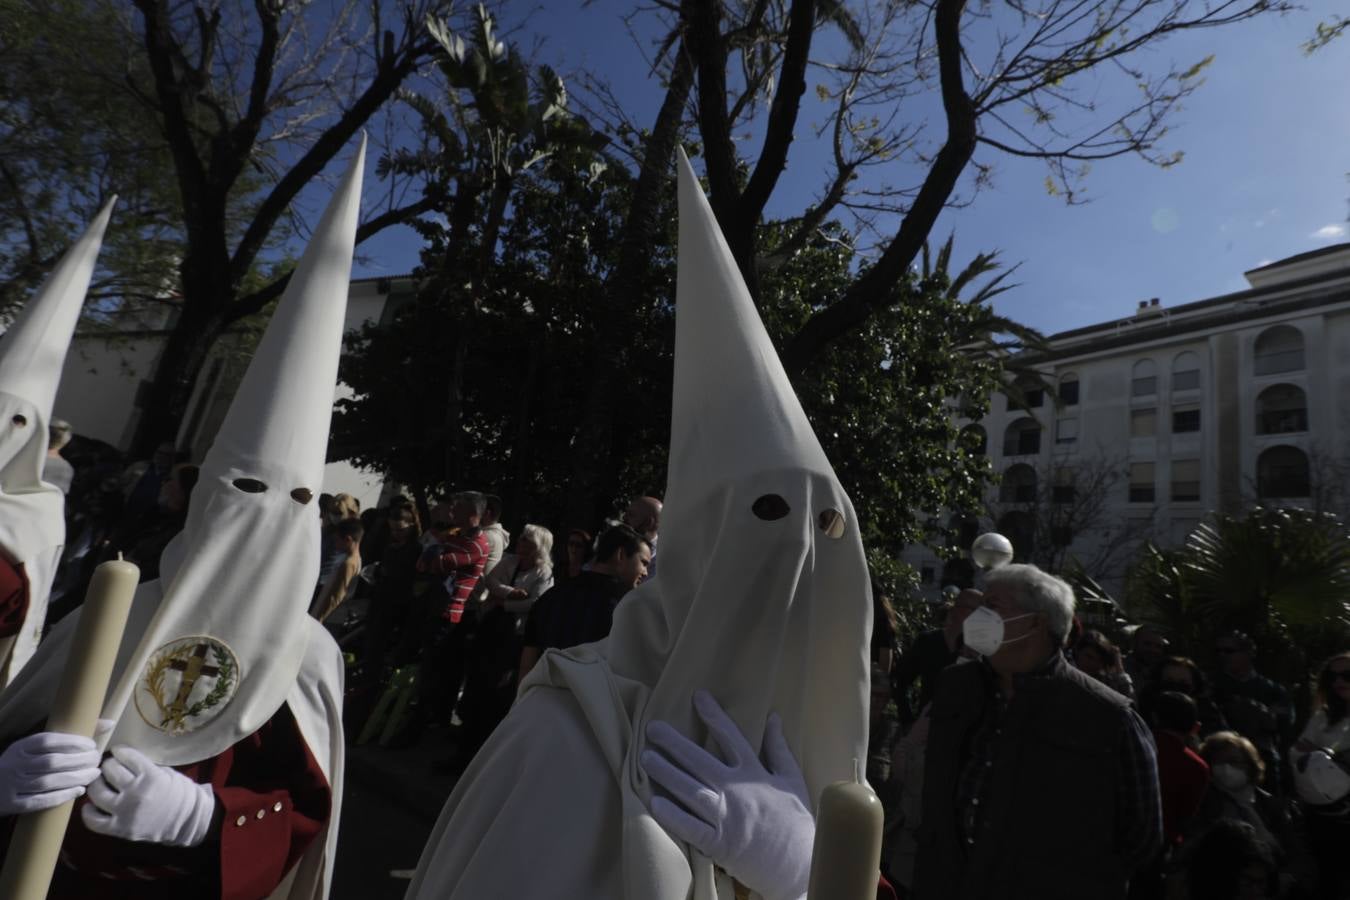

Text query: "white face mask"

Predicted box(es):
[1212, 763, 1251, 793]
[963, 606, 1036, 658]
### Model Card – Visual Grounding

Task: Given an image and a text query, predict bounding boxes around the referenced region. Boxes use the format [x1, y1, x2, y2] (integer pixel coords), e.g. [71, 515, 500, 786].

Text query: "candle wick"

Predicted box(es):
[117, 552, 124, 562]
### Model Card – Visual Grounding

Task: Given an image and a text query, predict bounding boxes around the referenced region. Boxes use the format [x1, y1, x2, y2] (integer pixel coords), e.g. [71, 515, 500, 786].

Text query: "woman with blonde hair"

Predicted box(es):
[318, 492, 361, 585]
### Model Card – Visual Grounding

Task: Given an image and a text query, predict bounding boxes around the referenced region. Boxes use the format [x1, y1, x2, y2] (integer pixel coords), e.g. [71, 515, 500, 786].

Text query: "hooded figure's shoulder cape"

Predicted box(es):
[0, 580, 346, 900]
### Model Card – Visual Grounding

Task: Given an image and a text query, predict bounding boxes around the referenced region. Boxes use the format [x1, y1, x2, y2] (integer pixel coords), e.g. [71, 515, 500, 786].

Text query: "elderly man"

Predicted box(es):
[621, 495, 661, 577]
[913, 564, 1162, 900]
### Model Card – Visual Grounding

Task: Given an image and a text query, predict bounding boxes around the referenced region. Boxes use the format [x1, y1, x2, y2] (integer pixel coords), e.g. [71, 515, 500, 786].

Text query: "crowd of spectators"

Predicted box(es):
[874, 565, 1350, 900]
[314, 490, 658, 775]
[37, 429, 1350, 898]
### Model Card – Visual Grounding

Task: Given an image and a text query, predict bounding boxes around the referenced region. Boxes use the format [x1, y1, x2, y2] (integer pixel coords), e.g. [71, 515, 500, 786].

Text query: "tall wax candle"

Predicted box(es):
[806, 762, 884, 900]
[0, 555, 139, 900]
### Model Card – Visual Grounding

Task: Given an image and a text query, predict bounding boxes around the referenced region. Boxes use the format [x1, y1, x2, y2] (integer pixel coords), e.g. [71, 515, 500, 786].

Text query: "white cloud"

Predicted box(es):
[1310, 223, 1348, 240]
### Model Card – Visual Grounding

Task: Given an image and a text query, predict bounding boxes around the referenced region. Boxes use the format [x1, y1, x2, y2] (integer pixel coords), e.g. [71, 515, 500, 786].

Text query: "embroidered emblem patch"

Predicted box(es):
[134, 636, 239, 734]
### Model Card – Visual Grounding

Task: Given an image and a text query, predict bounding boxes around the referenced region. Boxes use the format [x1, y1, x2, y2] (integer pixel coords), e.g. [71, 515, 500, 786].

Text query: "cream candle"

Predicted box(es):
[0, 555, 139, 900]
[806, 761, 884, 900]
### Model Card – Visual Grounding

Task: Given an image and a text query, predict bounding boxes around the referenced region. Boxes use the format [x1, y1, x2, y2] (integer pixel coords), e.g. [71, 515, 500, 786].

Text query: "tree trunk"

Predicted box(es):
[128, 309, 226, 458]
[564, 47, 693, 528]
[128, 249, 231, 458]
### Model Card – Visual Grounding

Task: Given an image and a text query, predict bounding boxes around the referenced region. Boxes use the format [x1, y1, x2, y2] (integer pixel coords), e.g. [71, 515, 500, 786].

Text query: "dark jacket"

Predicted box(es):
[893, 628, 957, 724]
[914, 655, 1141, 900]
[521, 571, 626, 653]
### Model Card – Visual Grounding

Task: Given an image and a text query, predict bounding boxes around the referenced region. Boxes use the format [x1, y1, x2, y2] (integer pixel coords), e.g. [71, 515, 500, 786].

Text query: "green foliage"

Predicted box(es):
[1126, 507, 1350, 685]
[756, 226, 1027, 603]
[0, 0, 181, 320]
[333, 155, 675, 521]
[338, 12, 1032, 595]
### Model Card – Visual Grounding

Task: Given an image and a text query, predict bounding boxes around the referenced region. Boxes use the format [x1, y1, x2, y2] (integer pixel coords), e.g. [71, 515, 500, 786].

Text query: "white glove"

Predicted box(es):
[0, 732, 102, 816]
[82, 746, 215, 847]
[641, 690, 814, 900]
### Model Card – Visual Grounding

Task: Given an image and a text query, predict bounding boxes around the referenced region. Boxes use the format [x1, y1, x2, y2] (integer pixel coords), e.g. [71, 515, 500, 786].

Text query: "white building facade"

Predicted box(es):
[904, 243, 1350, 599]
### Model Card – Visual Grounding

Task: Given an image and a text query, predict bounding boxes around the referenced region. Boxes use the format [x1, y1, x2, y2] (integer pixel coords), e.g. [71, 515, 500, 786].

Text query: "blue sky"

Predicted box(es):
[352, 1, 1350, 338]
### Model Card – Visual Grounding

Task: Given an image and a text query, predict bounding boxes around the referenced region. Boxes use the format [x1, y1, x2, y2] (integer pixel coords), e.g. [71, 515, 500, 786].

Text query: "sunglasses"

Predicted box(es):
[1216, 646, 1243, 655]
[431, 521, 453, 530]
[1330, 670, 1350, 683]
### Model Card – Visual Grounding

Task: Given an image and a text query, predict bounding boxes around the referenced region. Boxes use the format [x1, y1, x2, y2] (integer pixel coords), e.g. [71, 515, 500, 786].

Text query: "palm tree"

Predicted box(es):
[1127, 507, 1350, 690]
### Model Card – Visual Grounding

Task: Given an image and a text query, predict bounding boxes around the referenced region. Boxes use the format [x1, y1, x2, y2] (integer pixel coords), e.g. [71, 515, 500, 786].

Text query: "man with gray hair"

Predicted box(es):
[42, 418, 75, 494]
[913, 563, 1162, 899]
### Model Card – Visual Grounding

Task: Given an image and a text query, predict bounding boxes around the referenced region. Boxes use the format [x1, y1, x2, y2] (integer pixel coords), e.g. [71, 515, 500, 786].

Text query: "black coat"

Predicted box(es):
[914, 656, 1139, 900]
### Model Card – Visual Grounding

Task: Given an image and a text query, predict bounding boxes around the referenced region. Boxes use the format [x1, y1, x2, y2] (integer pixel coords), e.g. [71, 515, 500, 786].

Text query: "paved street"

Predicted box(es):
[330, 739, 460, 900]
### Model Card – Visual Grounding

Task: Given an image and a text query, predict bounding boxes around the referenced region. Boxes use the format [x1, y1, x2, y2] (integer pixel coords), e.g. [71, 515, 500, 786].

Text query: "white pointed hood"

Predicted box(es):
[102, 138, 365, 765]
[0, 199, 114, 551]
[515, 148, 872, 899]
[0, 200, 113, 682]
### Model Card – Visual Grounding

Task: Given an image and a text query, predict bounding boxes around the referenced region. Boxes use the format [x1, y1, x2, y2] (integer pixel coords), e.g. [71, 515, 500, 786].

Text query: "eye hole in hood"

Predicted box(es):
[818, 508, 846, 539]
[10, 414, 26, 427]
[232, 477, 268, 494]
[290, 487, 314, 505]
[751, 494, 791, 521]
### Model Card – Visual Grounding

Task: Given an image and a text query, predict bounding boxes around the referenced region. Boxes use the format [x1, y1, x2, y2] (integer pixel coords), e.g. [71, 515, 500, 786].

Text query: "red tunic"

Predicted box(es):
[1, 703, 330, 900]
[0, 556, 29, 638]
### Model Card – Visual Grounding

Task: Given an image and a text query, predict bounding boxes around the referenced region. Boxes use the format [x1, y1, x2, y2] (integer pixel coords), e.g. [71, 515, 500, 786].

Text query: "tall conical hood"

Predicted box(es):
[0, 200, 113, 682]
[102, 138, 365, 765]
[666, 151, 834, 502]
[523, 148, 872, 899]
[0, 198, 115, 421]
[206, 139, 364, 488]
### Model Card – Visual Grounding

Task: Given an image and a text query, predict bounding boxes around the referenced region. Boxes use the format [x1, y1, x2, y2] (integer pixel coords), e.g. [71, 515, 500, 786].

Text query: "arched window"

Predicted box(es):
[1172, 352, 1201, 393]
[1058, 373, 1080, 406]
[1002, 418, 1042, 457]
[1257, 446, 1310, 499]
[1132, 359, 1157, 397]
[1254, 326, 1305, 375]
[959, 424, 988, 455]
[1256, 384, 1308, 435]
[1000, 464, 1038, 503]
[996, 510, 1036, 563]
[1011, 374, 1045, 409]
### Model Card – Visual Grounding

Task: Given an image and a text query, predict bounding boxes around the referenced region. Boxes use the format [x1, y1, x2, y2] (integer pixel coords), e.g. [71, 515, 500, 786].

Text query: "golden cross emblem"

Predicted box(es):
[167, 643, 220, 720]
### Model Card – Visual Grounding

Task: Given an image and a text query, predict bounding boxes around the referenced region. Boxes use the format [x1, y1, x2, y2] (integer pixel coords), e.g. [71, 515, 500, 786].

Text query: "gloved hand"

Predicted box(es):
[82, 746, 215, 847]
[0, 732, 102, 816]
[641, 690, 814, 900]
